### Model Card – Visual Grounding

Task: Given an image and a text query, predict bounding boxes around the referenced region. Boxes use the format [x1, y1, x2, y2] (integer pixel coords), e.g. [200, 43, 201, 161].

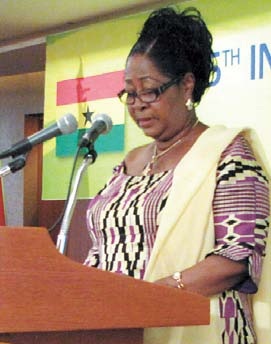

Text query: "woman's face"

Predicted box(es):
[124, 53, 192, 142]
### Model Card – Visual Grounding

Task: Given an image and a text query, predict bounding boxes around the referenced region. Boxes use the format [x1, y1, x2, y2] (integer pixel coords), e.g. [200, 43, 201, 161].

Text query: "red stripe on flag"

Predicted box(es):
[57, 70, 124, 105]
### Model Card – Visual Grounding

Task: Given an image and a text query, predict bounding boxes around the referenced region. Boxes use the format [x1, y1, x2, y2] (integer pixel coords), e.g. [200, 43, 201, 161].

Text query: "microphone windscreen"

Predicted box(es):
[58, 114, 78, 134]
[92, 114, 113, 134]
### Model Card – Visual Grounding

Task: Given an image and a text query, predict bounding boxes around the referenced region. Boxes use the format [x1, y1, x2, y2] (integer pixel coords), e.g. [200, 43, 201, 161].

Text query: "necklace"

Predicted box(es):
[142, 139, 182, 176]
[142, 119, 199, 176]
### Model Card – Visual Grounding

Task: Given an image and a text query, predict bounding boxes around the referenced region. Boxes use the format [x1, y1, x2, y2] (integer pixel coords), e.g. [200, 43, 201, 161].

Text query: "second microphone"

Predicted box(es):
[79, 114, 113, 148]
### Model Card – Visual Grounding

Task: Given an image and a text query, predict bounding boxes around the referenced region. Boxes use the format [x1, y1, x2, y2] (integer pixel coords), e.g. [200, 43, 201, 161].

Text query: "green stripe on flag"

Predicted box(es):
[56, 124, 124, 157]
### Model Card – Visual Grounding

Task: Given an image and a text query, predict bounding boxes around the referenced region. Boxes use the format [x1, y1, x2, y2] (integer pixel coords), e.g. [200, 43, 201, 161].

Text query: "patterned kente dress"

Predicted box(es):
[84, 134, 269, 344]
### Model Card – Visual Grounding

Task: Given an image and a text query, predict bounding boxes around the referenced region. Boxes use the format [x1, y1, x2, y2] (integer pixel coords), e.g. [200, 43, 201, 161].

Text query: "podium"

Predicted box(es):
[0, 226, 210, 344]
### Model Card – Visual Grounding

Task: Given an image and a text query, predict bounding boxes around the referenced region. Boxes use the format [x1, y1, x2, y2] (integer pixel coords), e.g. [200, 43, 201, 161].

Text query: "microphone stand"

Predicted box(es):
[56, 147, 97, 255]
[0, 155, 27, 178]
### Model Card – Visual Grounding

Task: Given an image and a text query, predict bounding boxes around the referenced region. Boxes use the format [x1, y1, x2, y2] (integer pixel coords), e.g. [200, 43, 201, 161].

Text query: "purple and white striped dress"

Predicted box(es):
[84, 134, 269, 344]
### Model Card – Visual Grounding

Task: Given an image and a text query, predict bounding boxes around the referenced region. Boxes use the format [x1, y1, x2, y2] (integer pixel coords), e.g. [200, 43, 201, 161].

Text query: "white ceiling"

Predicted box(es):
[0, 0, 178, 77]
[0, 0, 177, 47]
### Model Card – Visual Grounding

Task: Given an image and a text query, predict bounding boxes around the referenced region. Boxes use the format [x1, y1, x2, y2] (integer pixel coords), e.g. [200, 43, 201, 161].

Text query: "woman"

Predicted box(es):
[84, 7, 270, 344]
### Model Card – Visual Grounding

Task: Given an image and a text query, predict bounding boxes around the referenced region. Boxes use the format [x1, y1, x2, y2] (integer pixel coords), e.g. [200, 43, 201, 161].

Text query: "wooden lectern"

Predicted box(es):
[0, 226, 210, 344]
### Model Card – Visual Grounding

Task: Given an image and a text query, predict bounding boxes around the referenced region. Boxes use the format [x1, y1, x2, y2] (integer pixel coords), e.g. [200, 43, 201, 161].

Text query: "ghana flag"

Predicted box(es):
[55, 70, 125, 157]
[43, 12, 147, 200]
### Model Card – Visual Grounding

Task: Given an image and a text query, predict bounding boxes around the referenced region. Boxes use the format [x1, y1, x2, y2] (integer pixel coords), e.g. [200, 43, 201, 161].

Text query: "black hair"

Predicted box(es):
[128, 7, 215, 104]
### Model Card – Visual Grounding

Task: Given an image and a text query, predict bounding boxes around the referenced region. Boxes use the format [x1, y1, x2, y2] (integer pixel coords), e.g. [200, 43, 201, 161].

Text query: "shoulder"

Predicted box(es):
[125, 145, 147, 161]
[220, 134, 254, 161]
[124, 143, 153, 175]
[217, 133, 268, 184]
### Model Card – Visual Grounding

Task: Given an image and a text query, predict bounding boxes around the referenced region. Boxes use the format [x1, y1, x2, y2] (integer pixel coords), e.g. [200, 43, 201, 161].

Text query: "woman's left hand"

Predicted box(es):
[152, 255, 248, 297]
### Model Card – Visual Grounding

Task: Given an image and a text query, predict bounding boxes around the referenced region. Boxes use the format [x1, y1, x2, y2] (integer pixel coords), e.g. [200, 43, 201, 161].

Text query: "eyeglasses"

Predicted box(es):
[118, 77, 181, 105]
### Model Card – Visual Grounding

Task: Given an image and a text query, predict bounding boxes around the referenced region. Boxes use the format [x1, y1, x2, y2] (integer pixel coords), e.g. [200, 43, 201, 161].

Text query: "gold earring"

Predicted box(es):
[185, 98, 194, 111]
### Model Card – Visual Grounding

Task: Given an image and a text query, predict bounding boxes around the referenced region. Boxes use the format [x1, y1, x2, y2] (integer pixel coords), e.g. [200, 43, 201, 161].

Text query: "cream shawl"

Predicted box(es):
[143, 126, 271, 344]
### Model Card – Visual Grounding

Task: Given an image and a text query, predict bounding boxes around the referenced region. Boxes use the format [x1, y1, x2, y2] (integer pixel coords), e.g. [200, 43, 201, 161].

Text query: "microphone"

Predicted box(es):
[0, 113, 78, 159]
[79, 113, 113, 148]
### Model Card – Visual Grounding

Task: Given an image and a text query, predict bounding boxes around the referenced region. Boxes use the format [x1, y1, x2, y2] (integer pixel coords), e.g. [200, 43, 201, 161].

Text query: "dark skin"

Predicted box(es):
[123, 53, 248, 296]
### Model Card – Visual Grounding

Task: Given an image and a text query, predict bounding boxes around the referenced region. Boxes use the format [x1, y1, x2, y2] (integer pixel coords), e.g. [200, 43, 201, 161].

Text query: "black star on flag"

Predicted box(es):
[82, 106, 94, 125]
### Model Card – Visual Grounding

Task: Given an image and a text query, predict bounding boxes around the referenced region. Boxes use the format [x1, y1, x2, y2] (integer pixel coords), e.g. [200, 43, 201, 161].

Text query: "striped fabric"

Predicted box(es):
[84, 134, 269, 344]
[210, 135, 269, 343]
[84, 168, 173, 279]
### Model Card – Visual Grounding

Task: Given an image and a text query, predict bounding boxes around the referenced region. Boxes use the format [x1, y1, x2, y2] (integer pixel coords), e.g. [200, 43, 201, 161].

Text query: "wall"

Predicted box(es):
[0, 71, 44, 225]
[43, 0, 271, 201]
